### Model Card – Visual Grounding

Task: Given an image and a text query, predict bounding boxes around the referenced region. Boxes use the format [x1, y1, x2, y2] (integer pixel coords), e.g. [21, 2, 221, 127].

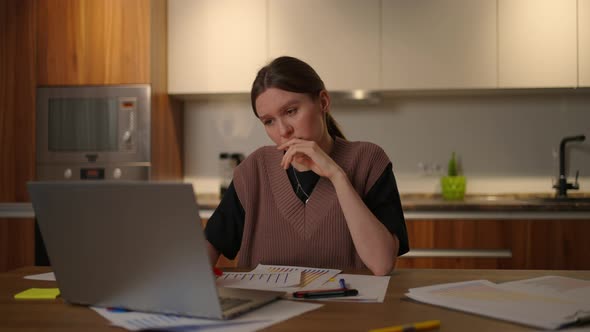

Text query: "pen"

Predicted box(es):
[339, 278, 346, 289]
[368, 320, 441, 332]
[293, 289, 359, 299]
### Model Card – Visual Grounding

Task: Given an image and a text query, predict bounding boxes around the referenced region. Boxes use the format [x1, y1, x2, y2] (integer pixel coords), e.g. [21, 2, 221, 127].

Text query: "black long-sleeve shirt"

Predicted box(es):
[206, 162, 409, 260]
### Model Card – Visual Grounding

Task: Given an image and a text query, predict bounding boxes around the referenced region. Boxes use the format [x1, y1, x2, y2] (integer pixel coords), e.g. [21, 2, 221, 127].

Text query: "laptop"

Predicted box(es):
[28, 181, 284, 319]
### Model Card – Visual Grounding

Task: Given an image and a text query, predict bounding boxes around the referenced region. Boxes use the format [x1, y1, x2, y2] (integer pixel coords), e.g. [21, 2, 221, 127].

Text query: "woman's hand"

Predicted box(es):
[277, 138, 343, 181]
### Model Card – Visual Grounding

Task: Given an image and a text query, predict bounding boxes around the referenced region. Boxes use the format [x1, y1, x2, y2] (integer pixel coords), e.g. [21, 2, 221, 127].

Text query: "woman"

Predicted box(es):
[205, 56, 408, 276]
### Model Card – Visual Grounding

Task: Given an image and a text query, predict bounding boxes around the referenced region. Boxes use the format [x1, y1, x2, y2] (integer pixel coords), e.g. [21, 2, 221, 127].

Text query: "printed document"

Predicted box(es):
[500, 275, 590, 306]
[217, 271, 301, 289]
[24, 272, 56, 281]
[92, 300, 322, 332]
[305, 273, 390, 303]
[406, 277, 590, 330]
[217, 264, 341, 293]
[216, 265, 388, 303]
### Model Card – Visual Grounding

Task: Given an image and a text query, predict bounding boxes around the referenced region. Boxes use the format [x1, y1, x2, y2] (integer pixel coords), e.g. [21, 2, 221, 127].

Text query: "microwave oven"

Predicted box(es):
[36, 85, 151, 180]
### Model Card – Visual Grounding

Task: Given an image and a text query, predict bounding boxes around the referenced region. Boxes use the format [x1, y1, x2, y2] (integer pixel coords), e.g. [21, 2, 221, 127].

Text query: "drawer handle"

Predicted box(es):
[404, 249, 512, 258]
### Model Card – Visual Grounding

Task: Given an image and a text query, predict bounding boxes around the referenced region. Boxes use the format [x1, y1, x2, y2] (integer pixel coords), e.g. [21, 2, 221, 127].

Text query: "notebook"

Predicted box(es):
[28, 181, 284, 319]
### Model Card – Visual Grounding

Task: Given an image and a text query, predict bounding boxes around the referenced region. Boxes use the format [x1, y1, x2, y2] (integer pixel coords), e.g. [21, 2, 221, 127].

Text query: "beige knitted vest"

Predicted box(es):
[233, 137, 390, 269]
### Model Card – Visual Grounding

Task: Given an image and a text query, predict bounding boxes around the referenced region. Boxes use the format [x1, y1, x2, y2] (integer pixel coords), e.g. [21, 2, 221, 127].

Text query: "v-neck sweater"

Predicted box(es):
[232, 137, 390, 269]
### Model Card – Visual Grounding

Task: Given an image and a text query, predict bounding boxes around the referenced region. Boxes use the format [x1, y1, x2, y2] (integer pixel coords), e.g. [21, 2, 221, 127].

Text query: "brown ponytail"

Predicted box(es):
[326, 113, 345, 140]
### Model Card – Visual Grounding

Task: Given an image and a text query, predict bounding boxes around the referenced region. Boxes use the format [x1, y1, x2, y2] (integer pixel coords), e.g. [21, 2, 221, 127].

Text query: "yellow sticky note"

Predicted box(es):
[14, 288, 60, 300]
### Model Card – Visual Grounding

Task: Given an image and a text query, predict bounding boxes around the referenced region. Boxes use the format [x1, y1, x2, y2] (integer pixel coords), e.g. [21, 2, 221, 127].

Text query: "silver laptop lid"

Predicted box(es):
[28, 181, 224, 318]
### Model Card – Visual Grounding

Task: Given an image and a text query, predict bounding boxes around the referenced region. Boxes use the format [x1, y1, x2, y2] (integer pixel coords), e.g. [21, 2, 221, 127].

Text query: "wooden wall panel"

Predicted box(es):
[149, 0, 183, 180]
[36, 0, 150, 85]
[0, 0, 37, 272]
[0, 219, 35, 272]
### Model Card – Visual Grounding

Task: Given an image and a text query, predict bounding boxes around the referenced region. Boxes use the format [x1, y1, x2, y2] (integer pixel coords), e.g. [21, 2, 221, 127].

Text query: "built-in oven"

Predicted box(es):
[36, 85, 151, 180]
[35, 85, 151, 266]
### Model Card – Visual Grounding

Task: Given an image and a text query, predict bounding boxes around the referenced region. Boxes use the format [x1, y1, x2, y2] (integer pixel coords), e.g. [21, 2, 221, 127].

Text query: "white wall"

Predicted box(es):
[183, 92, 590, 195]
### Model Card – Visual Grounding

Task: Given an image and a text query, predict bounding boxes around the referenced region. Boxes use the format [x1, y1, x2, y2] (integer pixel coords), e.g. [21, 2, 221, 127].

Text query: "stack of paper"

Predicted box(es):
[217, 264, 341, 293]
[92, 300, 322, 332]
[310, 273, 390, 303]
[216, 264, 390, 303]
[406, 276, 590, 330]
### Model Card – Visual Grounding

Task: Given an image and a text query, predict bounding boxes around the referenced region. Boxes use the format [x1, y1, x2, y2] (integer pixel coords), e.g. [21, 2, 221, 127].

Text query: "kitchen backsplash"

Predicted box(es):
[183, 92, 590, 195]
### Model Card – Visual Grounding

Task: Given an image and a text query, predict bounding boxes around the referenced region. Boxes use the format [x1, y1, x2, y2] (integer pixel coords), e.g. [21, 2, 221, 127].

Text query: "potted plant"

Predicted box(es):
[441, 152, 466, 200]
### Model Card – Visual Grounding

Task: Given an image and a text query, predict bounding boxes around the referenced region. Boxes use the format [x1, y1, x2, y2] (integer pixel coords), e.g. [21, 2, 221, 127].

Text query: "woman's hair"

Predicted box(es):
[251, 56, 345, 139]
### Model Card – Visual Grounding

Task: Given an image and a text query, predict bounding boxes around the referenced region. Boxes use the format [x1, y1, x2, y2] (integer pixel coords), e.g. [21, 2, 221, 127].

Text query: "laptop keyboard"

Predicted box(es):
[219, 296, 252, 311]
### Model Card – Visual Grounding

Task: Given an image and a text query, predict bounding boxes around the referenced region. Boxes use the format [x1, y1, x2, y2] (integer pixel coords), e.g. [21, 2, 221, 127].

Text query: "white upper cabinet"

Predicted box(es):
[498, 0, 577, 88]
[580, 0, 590, 87]
[268, 0, 380, 91]
[168, 0, 267, 94]
[381, 0, 497, 90]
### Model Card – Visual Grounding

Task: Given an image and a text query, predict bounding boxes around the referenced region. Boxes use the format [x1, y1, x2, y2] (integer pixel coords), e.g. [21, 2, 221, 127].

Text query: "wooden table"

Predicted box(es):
[2, 267, 589, 331]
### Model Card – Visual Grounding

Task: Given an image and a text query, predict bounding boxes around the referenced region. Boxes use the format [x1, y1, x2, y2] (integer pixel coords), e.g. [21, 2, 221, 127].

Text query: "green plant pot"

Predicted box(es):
[441, 176, 466, 200]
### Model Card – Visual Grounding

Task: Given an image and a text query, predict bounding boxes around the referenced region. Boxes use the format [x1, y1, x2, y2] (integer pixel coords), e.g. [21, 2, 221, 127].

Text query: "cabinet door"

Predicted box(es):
[381, 0, 497, 90]
[396, 220, 514, 269]
[580, 0, 590, 87]
[168, 0, 267, 94]
[522, 220, 590, 270]
[498, 0, 577, 88]
[37, 0, 150, 85]
[268, 0, 380, 91]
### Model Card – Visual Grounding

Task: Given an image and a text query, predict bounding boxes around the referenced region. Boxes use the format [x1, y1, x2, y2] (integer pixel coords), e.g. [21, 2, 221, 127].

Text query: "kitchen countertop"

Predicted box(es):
[197, 193, 590, 212]
[2, 193, 589, 219]
[196, 193, 590, 220]
[400, 193, 590, 212]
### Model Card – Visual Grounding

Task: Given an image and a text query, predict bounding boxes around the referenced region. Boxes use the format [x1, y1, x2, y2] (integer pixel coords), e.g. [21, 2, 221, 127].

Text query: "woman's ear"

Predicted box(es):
[319, 90, 330, 112]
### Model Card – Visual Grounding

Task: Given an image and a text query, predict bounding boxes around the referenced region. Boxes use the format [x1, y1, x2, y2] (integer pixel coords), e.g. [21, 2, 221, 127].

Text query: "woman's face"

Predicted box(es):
[255, 88, 331, 147]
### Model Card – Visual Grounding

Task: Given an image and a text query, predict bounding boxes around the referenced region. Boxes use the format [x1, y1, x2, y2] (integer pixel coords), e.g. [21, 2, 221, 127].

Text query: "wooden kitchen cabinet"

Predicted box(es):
[520, 220, 590, 270]
[268, 0, 380, 91]
[1, 0, 182, 272]
[36, 0, 183, 181]
[579, 0, 590, 87]
[498, 0, 577, 88]
[36, 0, 150, 85]
[381, 0, 497, 90]
[202, 216, 590, 270]
[396, 219, 515, 269]
[168, 0, 267, 94]
[397, 219, 590, 270]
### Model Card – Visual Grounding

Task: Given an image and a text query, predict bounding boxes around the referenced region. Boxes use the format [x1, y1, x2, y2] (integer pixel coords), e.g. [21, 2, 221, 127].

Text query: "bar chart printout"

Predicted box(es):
[216, 264, 341, 292]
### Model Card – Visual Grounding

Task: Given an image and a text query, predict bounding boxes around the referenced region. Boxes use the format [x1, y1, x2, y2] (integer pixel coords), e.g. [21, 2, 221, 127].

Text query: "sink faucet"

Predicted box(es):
[554, 134, 586, 198]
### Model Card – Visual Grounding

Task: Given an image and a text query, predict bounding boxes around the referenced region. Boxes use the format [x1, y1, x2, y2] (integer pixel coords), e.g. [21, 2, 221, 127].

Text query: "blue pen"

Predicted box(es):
[339, 278, 346, 289]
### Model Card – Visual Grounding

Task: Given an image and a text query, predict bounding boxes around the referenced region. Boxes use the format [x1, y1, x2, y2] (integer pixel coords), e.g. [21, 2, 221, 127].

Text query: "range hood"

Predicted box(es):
[330, 90, 382, 105]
